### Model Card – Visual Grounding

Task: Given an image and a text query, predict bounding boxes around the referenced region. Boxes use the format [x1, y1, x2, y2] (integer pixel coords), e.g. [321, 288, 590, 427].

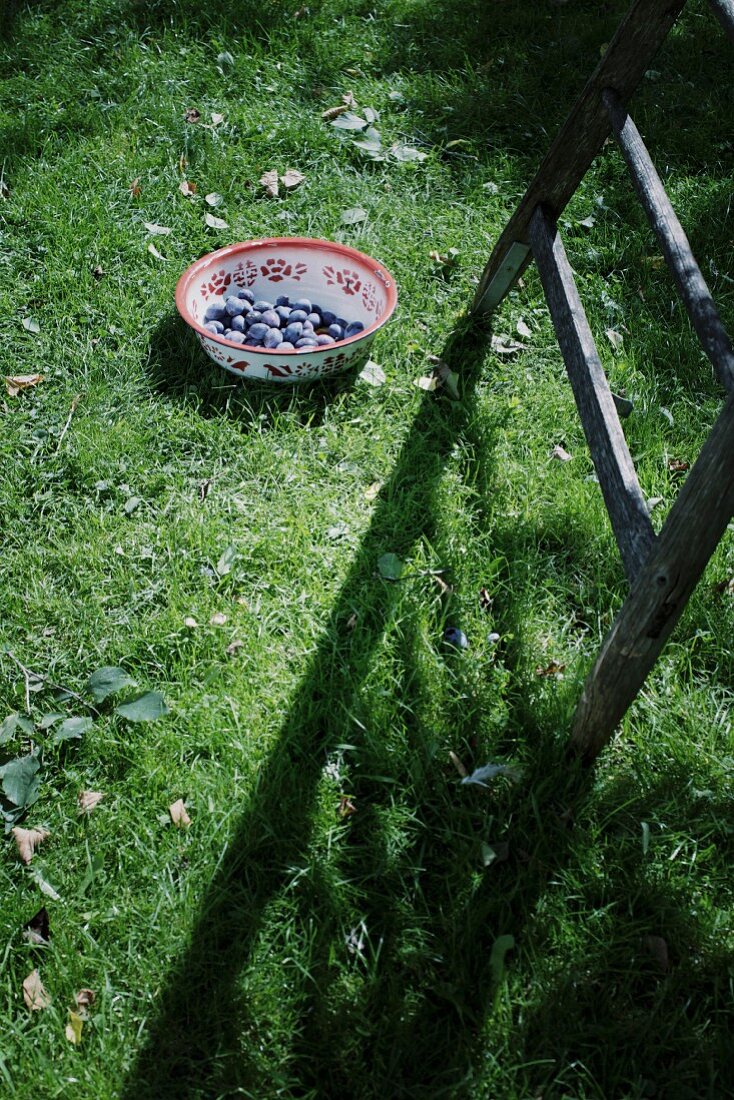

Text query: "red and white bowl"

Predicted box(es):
[175, 237, 397, 382]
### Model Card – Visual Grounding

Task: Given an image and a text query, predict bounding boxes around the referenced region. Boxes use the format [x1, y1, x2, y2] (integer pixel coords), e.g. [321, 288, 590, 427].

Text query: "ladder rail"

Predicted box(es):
[603, 88, 734, 393]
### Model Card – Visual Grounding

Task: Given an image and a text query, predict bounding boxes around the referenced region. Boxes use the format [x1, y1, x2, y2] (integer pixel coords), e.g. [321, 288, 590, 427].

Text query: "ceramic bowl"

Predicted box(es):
[175, 237, 397, 382]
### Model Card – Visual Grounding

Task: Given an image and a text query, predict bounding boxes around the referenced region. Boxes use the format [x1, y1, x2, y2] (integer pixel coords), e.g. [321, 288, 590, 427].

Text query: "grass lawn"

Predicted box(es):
[1, 0, 734, 1096]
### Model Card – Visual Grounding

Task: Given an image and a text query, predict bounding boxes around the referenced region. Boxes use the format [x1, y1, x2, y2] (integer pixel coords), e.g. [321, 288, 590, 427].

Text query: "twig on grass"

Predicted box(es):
[56, 392, 83, 452]
[5, 651, 99, 716]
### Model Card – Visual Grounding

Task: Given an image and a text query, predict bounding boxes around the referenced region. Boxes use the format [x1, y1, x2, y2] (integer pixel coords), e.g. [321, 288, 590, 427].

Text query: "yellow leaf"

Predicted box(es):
[169, 798, 191, 828]
[12, 827, 50, 864]
[65, 1010, 84, 1044]
[23, 969, 51, 1011]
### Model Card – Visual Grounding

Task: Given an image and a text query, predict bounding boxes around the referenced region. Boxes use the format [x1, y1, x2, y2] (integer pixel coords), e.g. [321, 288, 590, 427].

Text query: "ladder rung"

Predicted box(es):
[708, 0, 734, 44]
[529, 205, 656, 582]
[603, 88, 734, 394]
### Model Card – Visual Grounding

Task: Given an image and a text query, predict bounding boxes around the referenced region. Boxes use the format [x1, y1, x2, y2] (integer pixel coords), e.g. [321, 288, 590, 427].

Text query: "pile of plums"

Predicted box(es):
[203, 290, 365, 350]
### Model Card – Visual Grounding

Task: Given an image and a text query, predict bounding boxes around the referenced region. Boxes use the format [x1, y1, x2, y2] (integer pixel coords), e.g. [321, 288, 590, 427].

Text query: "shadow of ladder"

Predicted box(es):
[470, 0, 734, 762]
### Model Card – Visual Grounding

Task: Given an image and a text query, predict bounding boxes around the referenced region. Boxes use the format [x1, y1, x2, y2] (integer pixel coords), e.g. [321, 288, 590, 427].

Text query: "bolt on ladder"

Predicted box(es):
[471, 0, 734, 762]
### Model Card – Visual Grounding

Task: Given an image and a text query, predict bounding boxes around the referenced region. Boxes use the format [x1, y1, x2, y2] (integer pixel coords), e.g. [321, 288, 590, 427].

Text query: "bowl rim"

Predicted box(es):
[175, 236, 398, 354]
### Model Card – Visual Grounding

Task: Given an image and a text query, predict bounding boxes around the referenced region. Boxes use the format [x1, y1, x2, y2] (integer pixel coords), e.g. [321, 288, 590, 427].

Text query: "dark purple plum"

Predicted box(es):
[228, 331, 246, 345]
[275, 305, 291, 324]
[230, 315, 246, 333]
[247, 322, 269, 341]
[275, 295, 290, 307]
[288, 309, 308, 323]
[225, 297, 247, 316]
[204, 303, 227, 322]
[292, 298, 312, 313]
[253, 300, 274, 312]
[283, 321, 303, 342]
[345, 320, 365, 337]
[264, 328, 284, 348]
[261, 309, 281, 328]
[328, 323, 343, 340]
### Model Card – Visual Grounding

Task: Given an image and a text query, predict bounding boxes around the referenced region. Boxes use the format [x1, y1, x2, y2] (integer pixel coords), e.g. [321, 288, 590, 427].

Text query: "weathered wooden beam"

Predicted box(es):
[572, 387, 734, 761]
[471, 0, 687, 317]
[529, 206, 656, 582]
[603, 88, 734, 393]
[707, 0, 734, 44]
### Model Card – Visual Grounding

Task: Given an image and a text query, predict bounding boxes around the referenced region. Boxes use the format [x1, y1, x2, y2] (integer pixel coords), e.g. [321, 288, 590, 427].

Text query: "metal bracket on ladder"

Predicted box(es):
[470, 0, 734, 761]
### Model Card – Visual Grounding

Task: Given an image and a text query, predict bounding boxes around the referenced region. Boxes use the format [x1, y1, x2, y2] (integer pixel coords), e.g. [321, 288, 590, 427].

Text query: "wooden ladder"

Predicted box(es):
[471, 0, 734, 762]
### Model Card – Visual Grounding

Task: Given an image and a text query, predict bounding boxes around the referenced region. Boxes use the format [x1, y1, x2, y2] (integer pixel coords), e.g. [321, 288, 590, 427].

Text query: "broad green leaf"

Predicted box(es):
[216, 544, 237, 576]
[331, 111, 368, 130]
[0, 714, 34, 744]
[88, 666, 135, 703]
[378, 553, 403, 580]
[37, 713, 65, 730]
[54, 717, 93, 742]
[115, 692, 169, 722]
[0, 755, 40, 807]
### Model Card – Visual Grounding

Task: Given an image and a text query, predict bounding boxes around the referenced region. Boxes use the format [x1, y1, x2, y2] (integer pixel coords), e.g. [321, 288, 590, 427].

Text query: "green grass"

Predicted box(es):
[1, 0, 734, 1096]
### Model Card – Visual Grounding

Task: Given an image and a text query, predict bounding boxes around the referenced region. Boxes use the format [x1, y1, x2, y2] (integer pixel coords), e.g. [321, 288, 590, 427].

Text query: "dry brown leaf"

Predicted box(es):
[535, 660, 566, 678]
[184, 616, 198, 629]
[341, 90, 357, 108]
[147, 242, 166, 260]
[144, 222, 172, 236]
[210, 612, 227, 626]
[211, 112, 224, 125]
[338, 795, 357, 818]
[259, 169, 279, 198]
[479, 587, 493, 612]
[364, 481, 382, 501]
[65, 1010, 84, 1044]
[516, 319, 532, 339]
[552, 444, 573, 462]
[226, 639, 244, 655]
[322, 104, 349, 121]
[5, 374, 44, 397]
[91, 265, 105, 280]
[179, 179, 197, 197]
[491, 334, 527, 357]
[169, 798, 191, 828]
[449, 750, 469, 778]
[280, 168, 305, 190]
[184, 107, 201, 123]
[23, 907, 50, 946]
[129, 177, 141, 197]
[432, 573, 452, 596]
[12, 827, 50, 865]
[204, 213, 228, 230]
[75, 988, 96, 1014]
[77, 790, 104, 814]
[23, 969, 50, 1011]
[668, 459, 689, 473]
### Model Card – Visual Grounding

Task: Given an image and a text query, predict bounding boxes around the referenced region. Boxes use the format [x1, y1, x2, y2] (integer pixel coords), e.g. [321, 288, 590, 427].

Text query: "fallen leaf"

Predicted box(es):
[210, 612, 228, 626]
[23, 969, 50, 1011]
[390, 142, 427, 161]
[462, 762, 522, 787]
[91, 265, 105, 280]
[12, 827, 50, 864]
[22, 317, 40, 334]
[184, 107, 201, 123]
[184, 616, 198, 629]
[414, 375, 438, 392]
[0, 713, 33, 743]
[415, 358, 459, 399]
[535, 660, 566, 677]
[179, 180, 197, 196]
[29, 866, 61, 901]
[577, 214, 596, 229]
[280, 168, 305, 190]
[378, 553, 403, 580]
[23, 907, 51, 946]
[432, 572, 452, 595]
[364, 481, 382, 500]
[65, 1010, 84, 1044]
[216, 544, 237, 576]
[479, 587, 493, 612]
[346, 612, 358, 631]
[1, 755, 41, 808]
[552, 444, 573, 462]
[88, 666, 135, 703]
[144, 222, 171, 236]
[204, 213, 228, 230]
[491, 334, 527, 356]
[169, 798, 191, 828]
[342, 90, 357, 107]
[516, 319, 532, 339]
[668, 459, 689, 473]
[449, 750, 468, 778]
[77, 791, 104, 814]
[5, 374, 44, 397]
[54, 716, 93, 742]
[342, 206, 368, 225]
[359, 360, 385, 386]
[226, 639, 244, 655]
[660, 406, 674, 426]
[331, 111, 369, 130]
[216, 51, 234, 71]
[645, 934, 669, 972]
[211, 112, 224, 125]
[205, 192, 223, 207]
[259, 169, 279, 198]
[338, 795, 357, 817]
[605, 328, 624, 351]
[75, 989, 95, 1014]
[646, 496, 664, 512]
[322, 104, 350, 121]
[129, 177, 141, 197]
[429, 247, 459, 269]
[115, 692, 169, 722]
[147, 242, 166, 260]
[482, 840, 510, 867]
